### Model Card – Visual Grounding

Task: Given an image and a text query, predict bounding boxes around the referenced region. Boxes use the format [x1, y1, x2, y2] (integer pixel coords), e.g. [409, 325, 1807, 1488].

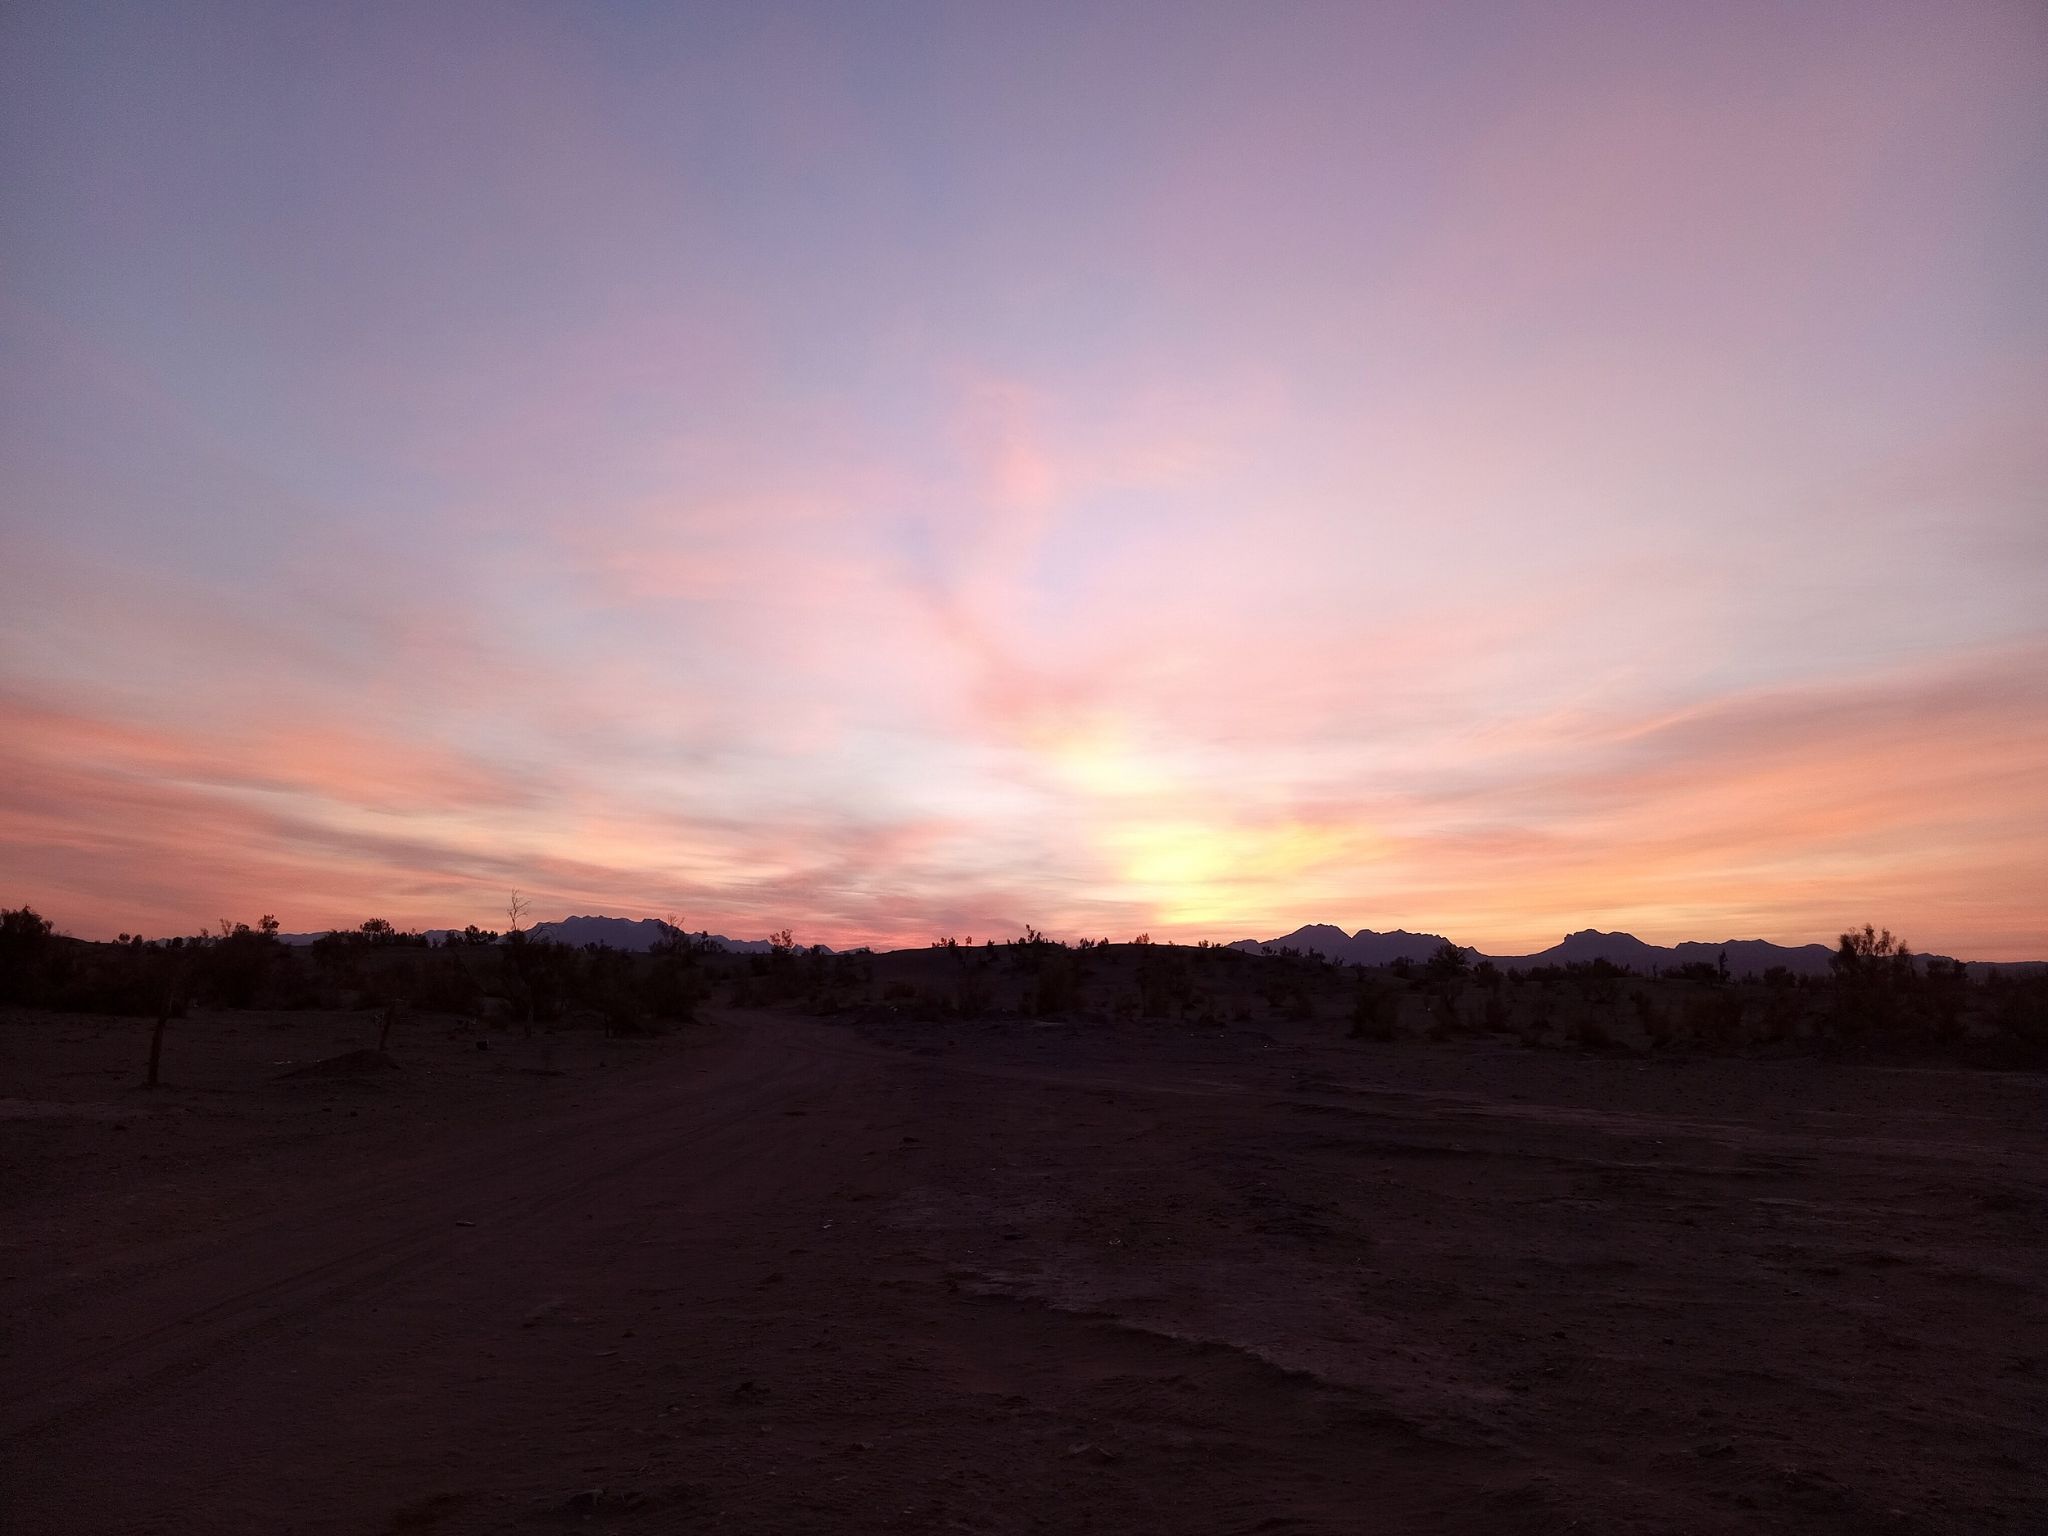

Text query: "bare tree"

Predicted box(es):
[504, 890, 536, 1037]
[655, 914, 689, 958]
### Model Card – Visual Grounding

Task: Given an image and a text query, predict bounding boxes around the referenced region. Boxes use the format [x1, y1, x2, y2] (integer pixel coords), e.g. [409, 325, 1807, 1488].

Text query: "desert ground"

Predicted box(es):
[3, 996, 2043, 1534]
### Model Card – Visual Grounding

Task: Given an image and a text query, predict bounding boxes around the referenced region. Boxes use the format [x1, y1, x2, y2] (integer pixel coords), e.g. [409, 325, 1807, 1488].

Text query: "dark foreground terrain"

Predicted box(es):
[3, 1005, 2043, 1534]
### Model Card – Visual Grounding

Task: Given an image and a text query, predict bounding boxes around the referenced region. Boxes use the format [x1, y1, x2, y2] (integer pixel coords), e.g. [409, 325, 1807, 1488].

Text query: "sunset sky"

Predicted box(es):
[3, 2, 2044, 956]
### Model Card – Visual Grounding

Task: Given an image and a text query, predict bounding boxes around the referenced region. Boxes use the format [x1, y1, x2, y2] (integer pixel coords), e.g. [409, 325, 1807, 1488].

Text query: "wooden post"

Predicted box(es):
[145, 1004, 169, 1087]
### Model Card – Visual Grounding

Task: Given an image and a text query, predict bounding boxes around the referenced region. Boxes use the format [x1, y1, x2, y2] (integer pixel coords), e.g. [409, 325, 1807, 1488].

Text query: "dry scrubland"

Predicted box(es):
[2, 934, 2044, 1533]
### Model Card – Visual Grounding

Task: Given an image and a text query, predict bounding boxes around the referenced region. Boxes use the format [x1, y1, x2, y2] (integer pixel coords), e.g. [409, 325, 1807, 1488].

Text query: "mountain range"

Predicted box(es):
[1227, 924, 2040, 977]
[267, 914, 2034, 974]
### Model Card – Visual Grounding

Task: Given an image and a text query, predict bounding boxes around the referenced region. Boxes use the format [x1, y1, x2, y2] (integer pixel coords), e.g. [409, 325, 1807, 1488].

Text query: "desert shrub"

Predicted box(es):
[1986, 975, 2047, 1065]
[1752, 988, 1804, 1045]
[310, 929, 367, 986]
[955, 970, 992, 1019]
[899, 985, 947, 1022]
[1913, 957, 1969, 1046]
[1829, 925, 1915, 1043]
[1425, 941, 1469, 981]
[0, 906, 56, 1002]
[1632, 990, 1672, 1048]
[1482, 990, 1511, 1034]
[640, 948, 706, 1022]
[1137, 950, 1194, 1019]
[269, 962, 324, 1010]
[46, 940, 172, 1016]
[1350, 986, 1398, 1040]
[600, 990, 657, 1035]
[567, 945, 638, 1029]
[1572, 1014, 1615, 1050]
[356, 917, 431, 947]
[499, 934, 580, 1024]
[131, 918, 286, 1010]
[1033, 952, 1081, 1016]
[1575, 971, 1623, 1006]
[1683, 988, 1744, 1048]
[408, 953, 484, 1014]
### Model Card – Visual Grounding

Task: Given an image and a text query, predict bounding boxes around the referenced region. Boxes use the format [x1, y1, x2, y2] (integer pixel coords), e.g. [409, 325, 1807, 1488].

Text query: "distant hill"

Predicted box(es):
[1224, 924, 2031, 977]
[1228, 925, 1462, 966]
[1483, 929, 1838, 977]
[528, 915, 828, 954]
[276, 916, 826, 955]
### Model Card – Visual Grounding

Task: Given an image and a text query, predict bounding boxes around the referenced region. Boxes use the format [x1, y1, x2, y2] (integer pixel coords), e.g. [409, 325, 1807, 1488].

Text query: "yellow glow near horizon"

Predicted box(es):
[1115, 818, 1387, 927]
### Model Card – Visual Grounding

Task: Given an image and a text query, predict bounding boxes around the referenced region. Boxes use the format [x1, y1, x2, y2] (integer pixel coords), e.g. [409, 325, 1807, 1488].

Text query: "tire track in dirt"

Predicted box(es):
[1, 1029, 763, 1325]
[0, 1028, 840, 1447]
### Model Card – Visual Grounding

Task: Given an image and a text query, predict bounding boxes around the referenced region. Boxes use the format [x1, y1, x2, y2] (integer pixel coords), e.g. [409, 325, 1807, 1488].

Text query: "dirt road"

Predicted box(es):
[3, 1008, 2043, 1533]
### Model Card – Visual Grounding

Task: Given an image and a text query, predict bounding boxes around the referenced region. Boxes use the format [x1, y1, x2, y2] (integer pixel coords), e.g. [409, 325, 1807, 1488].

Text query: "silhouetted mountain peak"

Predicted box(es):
[1228, 924, 1457, 966]
[1231, 923, 1859, 976]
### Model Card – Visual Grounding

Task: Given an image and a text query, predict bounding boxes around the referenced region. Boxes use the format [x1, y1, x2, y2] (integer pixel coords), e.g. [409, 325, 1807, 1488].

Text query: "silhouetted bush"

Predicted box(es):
[1426, 941, 1469, 981]
[1572, 1014, 1615, 1050]
[1137, 948, 1195, 1019]
[1032, 951, 1082, 1016]
[1682, 987, 1744, 1048]
[310, 929, 367, 986]
[1482, 990, 1510, 1034]
[1829, 925, 1916, 1045]
[640, 952, 706, 1023]
[402, 952, 485, 1015]
[1986, 974, 2047, 1065]
[1350, 985, 1397, 1040]
[45, 934, 174, 1015]
[0, 906, 55, 1002]
[1915, 957, 1969, 1046]
[954, 968, 992, 1019]
[189, 918, 285, 1008]
[1630, 988, 1658, 1034]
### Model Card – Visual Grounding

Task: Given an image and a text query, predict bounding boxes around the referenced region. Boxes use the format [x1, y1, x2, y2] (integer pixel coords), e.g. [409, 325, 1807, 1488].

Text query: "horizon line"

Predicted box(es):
[23, 905, 2045, 966]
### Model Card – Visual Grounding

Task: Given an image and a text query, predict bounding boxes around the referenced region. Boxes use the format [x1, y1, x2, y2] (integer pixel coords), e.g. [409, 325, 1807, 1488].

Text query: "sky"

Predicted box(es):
[2, 1, 2045, 957]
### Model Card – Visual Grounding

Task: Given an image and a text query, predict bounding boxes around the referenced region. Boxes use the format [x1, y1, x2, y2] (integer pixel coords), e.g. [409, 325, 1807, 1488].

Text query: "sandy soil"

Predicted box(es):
[2, 1004, 2043, 1534]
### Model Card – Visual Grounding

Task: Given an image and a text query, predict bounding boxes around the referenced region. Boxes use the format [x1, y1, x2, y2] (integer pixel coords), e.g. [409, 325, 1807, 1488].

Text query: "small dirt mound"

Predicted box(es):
[285, 1049, 401, 1078]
